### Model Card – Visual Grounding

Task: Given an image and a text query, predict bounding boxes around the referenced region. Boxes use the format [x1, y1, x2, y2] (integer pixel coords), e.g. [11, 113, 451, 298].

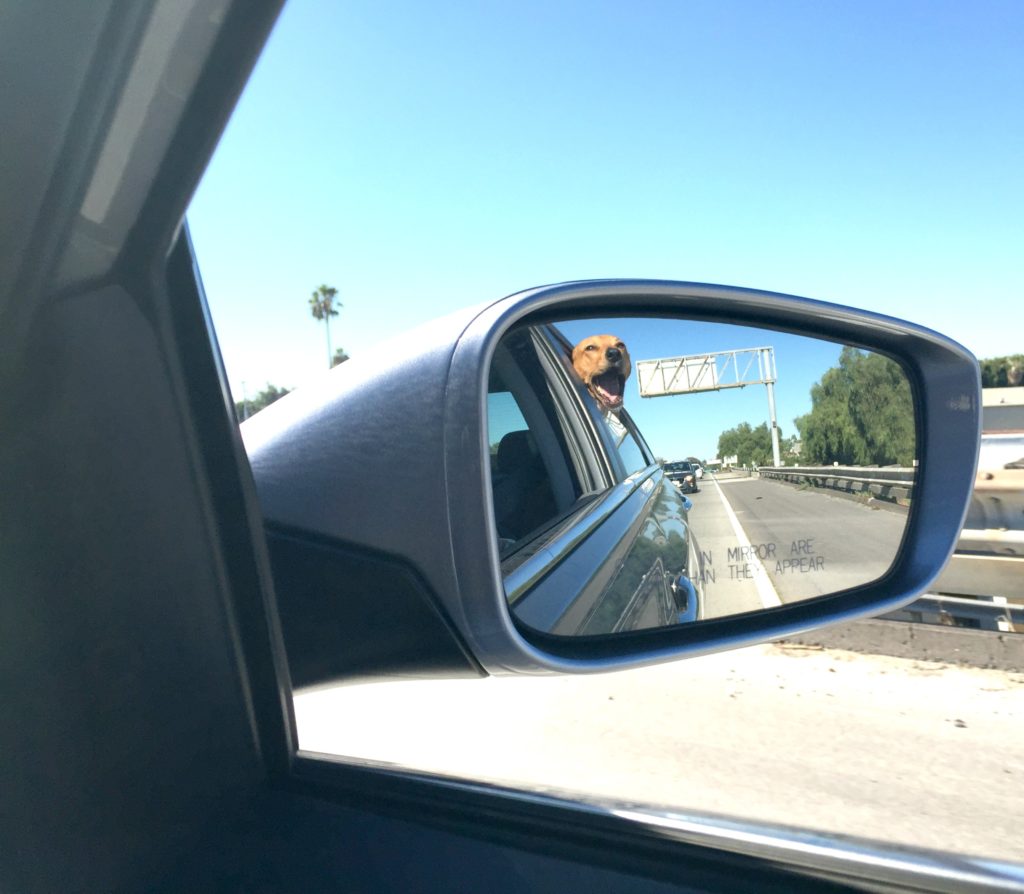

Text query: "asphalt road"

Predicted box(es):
[296, 643, 1024, 864]
[687, 473, 909, 620]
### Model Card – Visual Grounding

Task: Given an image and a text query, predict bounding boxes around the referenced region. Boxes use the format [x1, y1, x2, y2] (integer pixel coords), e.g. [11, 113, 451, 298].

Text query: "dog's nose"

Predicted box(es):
[605, 347, 621, 362]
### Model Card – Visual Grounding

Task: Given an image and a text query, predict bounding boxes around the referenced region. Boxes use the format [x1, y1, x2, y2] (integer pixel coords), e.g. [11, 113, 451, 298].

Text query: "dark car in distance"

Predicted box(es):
[665, 461, 699, 493]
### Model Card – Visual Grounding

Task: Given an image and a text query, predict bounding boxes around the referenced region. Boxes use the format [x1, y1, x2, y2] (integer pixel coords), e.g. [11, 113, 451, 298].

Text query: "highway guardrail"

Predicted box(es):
[757, 464, 914, 505]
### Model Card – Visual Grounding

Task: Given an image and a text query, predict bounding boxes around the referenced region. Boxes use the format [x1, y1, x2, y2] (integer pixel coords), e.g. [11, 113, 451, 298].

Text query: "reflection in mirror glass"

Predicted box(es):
[487, 316, 917, 637]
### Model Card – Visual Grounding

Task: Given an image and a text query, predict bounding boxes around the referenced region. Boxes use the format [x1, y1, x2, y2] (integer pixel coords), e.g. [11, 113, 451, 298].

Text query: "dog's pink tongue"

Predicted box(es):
[595, 371, 623, 406]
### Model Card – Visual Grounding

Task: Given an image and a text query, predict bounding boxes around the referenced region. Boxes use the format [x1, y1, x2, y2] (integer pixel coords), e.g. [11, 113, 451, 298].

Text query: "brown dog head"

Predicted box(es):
[571, 334, 631, 414]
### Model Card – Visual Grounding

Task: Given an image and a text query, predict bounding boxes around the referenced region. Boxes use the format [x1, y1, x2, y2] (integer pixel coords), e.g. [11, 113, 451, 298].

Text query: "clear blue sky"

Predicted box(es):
[189, 0, 1023, 417]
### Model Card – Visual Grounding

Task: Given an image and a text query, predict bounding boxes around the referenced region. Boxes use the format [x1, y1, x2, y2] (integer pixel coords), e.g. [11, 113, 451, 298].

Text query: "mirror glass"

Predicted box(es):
[487, 316, 917, 636]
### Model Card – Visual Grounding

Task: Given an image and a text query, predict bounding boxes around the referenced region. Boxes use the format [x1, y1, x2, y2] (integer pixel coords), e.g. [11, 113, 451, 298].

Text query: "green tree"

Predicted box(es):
[980, 354, 1024, 388]
[309, 284, 341, 368]
[717, 421, 778, 466]
[235, 383, 291, 422]
[331, 347, 350, 368]
[795, 347, 914, 466]
[718, 421, 746, 464]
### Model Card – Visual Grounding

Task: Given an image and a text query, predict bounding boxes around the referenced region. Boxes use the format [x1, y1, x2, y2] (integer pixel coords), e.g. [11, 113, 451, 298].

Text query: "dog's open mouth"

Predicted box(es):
[592, 370, 625, 408]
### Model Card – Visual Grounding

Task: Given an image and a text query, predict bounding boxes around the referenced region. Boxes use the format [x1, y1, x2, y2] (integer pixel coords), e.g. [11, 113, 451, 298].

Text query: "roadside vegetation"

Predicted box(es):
[233, 282, 348, 421]
[716, 422, 799, 468]
[235, 383, 292, 421]
[980, 354, 1023, 388]
[717, 348, 915, 468]
[795, 348, 915, 467]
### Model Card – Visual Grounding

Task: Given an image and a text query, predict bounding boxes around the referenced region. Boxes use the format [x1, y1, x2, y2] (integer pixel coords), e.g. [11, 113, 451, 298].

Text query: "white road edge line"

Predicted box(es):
[710, 475, 782, 609]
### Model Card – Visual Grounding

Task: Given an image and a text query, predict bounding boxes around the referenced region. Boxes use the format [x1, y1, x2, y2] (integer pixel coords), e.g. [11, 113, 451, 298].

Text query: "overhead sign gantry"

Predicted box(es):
[636, 347, 782, 467]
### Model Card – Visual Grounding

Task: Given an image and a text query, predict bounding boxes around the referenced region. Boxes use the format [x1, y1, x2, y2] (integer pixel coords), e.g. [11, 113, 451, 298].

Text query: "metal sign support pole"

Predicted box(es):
[765, 379, 781, 467]
[760, 348, 781, 466]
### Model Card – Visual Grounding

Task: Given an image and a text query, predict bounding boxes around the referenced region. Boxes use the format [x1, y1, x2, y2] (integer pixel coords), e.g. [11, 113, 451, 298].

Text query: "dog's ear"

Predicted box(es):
[569, 347, 581, 379]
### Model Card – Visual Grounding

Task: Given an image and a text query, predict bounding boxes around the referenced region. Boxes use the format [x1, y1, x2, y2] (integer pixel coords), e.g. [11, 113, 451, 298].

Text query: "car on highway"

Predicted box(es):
[664, 460, 700, 493]
[2, 3, 998, 893]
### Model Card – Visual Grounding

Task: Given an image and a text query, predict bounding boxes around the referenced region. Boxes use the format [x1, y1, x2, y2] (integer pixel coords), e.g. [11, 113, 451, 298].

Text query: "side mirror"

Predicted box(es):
[495, 318, 918, 636]
[242, 281, 980, 686]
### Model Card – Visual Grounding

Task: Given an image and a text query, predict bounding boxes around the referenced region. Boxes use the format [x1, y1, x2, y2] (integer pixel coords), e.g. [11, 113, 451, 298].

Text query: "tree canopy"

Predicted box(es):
[235, 383, 291, 422]
[308, 284, 340, 323]
[309, 284, 342, 368]
[980, 354, 1024, 388]
[717, 421, 779, 467]
[795, 347, 915, 466]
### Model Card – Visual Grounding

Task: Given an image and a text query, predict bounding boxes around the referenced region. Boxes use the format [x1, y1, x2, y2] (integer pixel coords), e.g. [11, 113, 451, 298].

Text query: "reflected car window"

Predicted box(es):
[488, 337, 586, 553]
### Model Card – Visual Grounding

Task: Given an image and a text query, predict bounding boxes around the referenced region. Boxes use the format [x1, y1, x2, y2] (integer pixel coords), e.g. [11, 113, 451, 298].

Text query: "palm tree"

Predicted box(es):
[308, 284, 341, 368]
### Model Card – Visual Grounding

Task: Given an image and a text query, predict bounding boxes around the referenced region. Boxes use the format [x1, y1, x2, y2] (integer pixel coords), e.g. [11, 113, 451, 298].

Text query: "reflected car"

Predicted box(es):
[491, 324, 705, 634]
[664, 461, 699, 493]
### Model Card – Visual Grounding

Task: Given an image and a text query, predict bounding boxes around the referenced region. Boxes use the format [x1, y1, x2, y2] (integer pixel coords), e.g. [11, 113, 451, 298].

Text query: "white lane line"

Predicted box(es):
[710, 475, 782, 609]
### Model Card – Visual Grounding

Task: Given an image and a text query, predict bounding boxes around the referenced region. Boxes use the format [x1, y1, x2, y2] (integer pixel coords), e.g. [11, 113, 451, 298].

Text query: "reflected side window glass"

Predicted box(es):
[606, 413, 651, 477]
[488, 338, 584, 555]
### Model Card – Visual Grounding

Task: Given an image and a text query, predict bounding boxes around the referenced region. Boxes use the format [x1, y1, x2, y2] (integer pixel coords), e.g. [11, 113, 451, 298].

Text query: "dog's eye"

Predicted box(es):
[616, 342, 626, 349]
[585, 344, 597, 351]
